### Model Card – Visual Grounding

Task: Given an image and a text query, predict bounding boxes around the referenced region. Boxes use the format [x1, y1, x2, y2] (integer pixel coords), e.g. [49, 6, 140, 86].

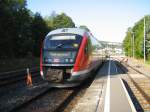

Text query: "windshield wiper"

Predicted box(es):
[55, 43, 64, 48]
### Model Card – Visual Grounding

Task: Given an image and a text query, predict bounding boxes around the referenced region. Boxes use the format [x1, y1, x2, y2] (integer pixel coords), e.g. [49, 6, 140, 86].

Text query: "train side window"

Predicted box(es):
[85, 45, 88, 54]
[84, 34, 90, 54]
[88, 37, 92, 53]
[85, 34, 92, 54]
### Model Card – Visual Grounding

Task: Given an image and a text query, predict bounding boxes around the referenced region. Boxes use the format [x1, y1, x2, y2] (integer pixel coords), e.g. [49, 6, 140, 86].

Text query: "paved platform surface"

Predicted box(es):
[109, 60, 133, 112]
[110, 78, 132, 112]
[70, 59, 133, 112]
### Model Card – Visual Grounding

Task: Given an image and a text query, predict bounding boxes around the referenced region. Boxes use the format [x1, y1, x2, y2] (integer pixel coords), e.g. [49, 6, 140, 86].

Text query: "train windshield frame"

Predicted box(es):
[44, 34, 83, 50]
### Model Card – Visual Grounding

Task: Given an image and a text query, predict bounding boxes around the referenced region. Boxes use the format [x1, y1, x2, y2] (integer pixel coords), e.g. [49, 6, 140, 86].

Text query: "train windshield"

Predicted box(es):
[44, 34, 82, 49]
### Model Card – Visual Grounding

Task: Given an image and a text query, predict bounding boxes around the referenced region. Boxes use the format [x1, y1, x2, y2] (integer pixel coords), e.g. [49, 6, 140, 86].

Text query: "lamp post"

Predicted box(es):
[131, 31, 135, 58]
[144, 17, 146, 63]
[130, 34, 132, 57]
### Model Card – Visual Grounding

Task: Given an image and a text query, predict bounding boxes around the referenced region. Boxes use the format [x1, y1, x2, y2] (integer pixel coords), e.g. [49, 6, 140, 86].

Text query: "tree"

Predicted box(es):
[0, 0, 76, 58]
[31, 12, 50, 56]
[123, 15, 150, 60]
[123, 28, 132, 57]
[44, 11, 56, 29]
[53, 13, 75, 29]
[0, 0, 29, 58]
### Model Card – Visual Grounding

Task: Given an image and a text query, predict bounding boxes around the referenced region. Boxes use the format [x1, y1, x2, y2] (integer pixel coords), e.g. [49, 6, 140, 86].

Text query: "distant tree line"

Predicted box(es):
[123, 15, 150, 60]
[0, 0, 75, 58]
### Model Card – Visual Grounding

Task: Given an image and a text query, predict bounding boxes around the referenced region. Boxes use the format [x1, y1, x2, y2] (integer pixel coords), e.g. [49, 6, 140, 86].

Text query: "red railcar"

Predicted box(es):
[40, 28, 104, 87]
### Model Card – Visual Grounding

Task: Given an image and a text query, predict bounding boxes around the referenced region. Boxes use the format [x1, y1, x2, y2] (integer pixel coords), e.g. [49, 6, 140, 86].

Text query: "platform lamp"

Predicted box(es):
[131, 31, 135, 58]
[143, 17, 146, 63]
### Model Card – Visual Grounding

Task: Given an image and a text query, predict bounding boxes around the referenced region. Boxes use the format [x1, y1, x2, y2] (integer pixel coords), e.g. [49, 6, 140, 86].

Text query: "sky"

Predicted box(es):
[27, 0, 150, 42]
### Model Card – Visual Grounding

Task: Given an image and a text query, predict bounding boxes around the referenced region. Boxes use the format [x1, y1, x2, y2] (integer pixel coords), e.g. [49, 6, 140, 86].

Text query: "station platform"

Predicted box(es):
[70, 60, 135, 112]
[70, 67, 106, 112]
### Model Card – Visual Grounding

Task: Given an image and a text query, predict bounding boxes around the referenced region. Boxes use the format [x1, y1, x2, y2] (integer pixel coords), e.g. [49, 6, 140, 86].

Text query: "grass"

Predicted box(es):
[128, 57, 150, 68]
[145, 60, 150, 64]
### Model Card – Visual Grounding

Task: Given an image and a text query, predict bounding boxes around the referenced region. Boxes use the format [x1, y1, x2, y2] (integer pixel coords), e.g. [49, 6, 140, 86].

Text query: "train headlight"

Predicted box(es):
[65, 59, 69, 62]
[45, 58, 52, 62]
[48, 58, 52, 62]
[70, 59, 73, 62]
[45, 58, 48, 62]
[65, 58, 73, 63]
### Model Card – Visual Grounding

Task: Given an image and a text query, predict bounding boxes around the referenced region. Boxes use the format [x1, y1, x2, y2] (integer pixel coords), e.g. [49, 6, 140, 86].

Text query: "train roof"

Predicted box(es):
[46, 28, 87, 37]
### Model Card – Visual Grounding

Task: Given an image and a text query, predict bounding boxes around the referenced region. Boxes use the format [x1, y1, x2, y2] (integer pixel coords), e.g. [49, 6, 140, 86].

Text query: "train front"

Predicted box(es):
[40, 32, 83, 87]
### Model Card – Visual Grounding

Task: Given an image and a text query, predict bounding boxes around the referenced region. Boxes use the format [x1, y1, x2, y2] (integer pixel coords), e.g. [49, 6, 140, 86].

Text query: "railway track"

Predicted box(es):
[7, 83, 91, 112]
[0, 61, 104, 112]
[0, 82, 51, 112]
[0, 66, 91, 112]
[0, 67, 40, 87]
[15, 88, 81, 112]
[0, 80, 76, 112]
[5, 64, 101, 112]
[116, 61, 150, 112]
[0, 67, 46, 112]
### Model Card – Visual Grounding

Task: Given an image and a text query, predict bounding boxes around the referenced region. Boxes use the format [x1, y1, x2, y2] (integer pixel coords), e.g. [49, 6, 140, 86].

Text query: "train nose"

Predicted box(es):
[42, 67, 73, 82]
